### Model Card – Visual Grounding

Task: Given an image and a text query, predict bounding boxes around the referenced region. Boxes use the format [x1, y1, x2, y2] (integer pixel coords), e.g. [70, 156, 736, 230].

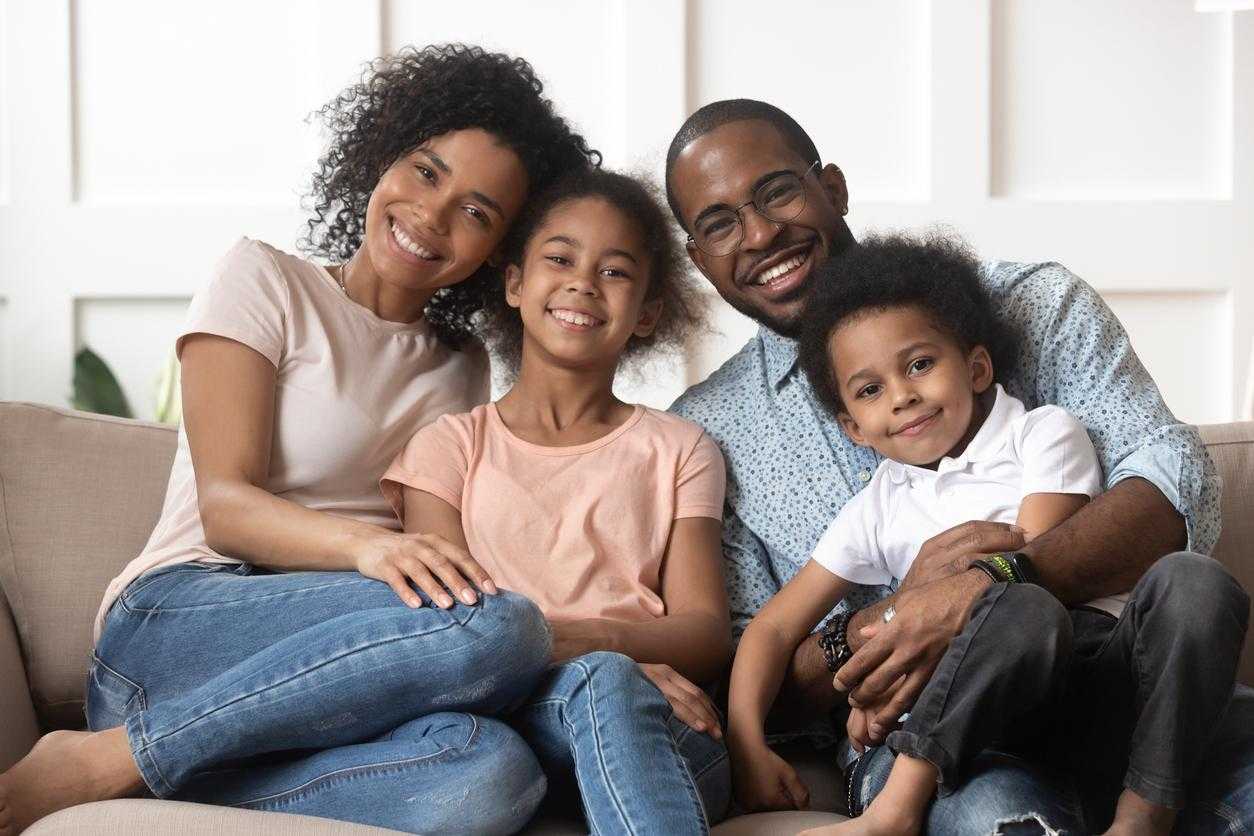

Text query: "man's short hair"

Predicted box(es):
[664, 99, 821, 230]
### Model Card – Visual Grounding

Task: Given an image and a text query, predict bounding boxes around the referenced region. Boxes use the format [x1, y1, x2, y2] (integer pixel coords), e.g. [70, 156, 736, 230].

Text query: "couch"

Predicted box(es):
[1, 402, 1251, 834]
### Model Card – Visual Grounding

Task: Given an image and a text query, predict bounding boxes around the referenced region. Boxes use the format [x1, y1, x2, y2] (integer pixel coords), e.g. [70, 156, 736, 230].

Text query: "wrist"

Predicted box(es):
[727, 727, 770, 756]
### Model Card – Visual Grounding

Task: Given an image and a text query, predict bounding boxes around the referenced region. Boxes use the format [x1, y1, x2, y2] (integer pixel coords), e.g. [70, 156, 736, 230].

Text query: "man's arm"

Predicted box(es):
[838, 264, 1216, 734]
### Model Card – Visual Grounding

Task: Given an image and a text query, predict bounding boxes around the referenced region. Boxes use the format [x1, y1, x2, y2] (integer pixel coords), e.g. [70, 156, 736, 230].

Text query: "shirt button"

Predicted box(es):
[859, 470, 871, 483]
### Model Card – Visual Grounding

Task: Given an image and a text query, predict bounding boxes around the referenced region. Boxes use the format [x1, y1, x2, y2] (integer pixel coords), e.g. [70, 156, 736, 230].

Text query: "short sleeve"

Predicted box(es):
[176, 238, 289, 366]
[380, 414, 473, 521]
[674, 433, 727, 520]
[1015, 406, 1104, 499]
[810, 487, 891, 587]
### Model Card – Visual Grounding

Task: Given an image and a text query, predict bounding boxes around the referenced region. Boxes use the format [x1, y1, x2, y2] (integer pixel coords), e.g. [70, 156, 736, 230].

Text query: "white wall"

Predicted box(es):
[2, 0, 1251, 425]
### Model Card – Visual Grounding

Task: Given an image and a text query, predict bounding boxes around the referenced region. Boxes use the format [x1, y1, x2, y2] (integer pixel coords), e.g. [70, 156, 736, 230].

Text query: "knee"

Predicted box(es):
[475, 590, 552, 674]
[573, 652, 666, 709]
[1141, 553, 1250, 631]
[987, 584, 1072, 659]
[410, 715, 547, 836]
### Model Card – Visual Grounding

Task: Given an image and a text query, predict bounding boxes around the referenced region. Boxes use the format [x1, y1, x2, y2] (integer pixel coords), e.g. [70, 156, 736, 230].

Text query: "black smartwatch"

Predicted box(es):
[818, 610, 854, 672]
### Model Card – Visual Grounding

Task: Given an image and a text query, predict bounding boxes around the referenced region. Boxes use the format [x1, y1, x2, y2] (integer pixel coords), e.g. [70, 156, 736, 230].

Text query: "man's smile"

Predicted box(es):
[740, 239, 818, 299]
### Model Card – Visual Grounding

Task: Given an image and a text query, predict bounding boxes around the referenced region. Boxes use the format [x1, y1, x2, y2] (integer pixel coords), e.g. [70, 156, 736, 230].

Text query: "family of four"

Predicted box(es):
[1, 44, 1250, 836]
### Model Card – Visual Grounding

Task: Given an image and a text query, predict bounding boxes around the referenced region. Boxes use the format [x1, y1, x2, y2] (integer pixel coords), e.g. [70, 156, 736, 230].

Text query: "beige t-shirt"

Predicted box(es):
[93, 238, 490, 641]
[380, 404, 725, 623]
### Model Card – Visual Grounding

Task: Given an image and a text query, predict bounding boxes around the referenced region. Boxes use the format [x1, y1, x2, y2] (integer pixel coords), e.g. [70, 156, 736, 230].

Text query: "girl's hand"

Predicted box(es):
[731, 743, 810, 812]
[353, 530, 497, 609]
[639, 663, 723, 739]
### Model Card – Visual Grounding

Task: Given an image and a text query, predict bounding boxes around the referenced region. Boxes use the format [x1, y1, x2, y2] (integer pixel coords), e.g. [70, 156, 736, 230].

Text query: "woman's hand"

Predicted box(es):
[352, 530, 497, 609]
[730, 742, 810, 812]
[640, 663, 723, 739]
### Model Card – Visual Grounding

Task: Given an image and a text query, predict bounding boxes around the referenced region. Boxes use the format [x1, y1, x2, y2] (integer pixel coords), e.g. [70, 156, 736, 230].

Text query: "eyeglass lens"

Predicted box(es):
[693, 170, 809, 256]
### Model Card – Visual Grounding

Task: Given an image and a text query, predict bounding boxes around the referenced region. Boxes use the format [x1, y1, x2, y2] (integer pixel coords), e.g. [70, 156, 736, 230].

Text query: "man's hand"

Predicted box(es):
[836, 570, 991, 737]
[898, 520, 1026, 592]
[730, 741, 811, 813]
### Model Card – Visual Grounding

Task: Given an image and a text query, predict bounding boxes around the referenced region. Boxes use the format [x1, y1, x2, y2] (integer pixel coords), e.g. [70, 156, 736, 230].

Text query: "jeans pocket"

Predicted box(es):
[85, 653, 145, 731]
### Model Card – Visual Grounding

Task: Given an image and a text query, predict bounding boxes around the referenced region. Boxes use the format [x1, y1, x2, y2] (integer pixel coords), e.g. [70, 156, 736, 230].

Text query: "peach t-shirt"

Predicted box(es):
[381, 404, 726, 622]
[93, 238, 490, 641]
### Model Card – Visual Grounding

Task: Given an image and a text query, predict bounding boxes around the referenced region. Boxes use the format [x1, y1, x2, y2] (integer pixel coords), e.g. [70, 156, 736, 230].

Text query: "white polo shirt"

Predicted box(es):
[812, 385, 1128, 617]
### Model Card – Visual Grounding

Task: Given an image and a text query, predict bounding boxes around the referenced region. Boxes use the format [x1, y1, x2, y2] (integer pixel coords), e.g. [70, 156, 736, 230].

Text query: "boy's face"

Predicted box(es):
[505, 196, 661, 372]
[829, 306, 994, 467]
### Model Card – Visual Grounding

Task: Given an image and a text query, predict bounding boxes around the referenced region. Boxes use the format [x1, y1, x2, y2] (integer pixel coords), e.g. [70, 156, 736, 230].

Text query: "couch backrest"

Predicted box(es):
[1, 402, 1252, 731]
[1198, 421, 1254, 688]
[0, 403, 176, 729]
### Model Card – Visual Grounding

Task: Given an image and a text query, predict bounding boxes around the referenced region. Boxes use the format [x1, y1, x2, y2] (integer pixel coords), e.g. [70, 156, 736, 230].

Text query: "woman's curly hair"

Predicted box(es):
[483, 169, 703, 374]
[798, 230, 1018, 418]
[301, 44, 601, 348]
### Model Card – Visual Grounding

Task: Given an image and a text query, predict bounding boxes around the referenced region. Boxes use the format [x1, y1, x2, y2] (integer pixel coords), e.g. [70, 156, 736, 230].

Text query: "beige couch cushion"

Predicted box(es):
[1198, 421, 1254, 685]
[0, 403, 176, 728]
[27, 800, 401, 835]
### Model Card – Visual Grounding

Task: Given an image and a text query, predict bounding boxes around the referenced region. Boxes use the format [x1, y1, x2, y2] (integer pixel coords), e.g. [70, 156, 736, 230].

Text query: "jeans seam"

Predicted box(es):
[134, 604, 488, 764]
[123, 576, 372, 614]
[901, 583, 1003, 788]
[236, 715, 481, 808]
[127, 707, 173, 797]
[572, 656, 634, 836]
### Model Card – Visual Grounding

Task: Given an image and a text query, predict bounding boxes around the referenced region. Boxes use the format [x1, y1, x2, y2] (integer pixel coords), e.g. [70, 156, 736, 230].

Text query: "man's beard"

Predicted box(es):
[725, 239, 832, 338]
[723, 283, 809, 338]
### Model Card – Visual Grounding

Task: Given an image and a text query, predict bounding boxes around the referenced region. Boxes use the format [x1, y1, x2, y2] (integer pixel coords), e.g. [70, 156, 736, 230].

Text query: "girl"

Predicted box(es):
[381, 169, 733, 834]
[0, 44, 598, 835]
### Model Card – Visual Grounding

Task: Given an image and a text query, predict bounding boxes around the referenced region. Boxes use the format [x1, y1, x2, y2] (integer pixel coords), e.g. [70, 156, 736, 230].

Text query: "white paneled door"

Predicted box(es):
[2, 0, 1251, 423]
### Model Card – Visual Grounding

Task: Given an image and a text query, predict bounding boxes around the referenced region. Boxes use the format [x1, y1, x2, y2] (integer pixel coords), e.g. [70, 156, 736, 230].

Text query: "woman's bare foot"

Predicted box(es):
[1100, 788, 1176, 836]
[0, 728, 144, 834]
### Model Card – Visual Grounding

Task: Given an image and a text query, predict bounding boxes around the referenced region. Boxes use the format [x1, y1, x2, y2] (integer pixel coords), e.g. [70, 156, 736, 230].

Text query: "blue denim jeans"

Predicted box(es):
[513, 651, 731, 835]
[88, 562, 554, 834]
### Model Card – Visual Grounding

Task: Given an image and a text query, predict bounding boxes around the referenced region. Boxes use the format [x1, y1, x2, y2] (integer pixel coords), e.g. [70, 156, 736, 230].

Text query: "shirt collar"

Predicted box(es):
[758, 326, 800, 389]
[881, 384, 1021, 484]
[951, 384, 1021, 467]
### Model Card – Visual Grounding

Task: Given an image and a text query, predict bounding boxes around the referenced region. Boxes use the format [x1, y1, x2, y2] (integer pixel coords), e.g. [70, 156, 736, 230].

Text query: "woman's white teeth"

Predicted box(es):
[550, 309, 601, 327]
[753, 254, 806, 285]
[391, 223, 438, 260]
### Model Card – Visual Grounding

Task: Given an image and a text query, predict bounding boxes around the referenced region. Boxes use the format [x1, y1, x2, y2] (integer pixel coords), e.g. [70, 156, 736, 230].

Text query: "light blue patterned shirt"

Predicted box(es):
[671, 261, 1222, 649]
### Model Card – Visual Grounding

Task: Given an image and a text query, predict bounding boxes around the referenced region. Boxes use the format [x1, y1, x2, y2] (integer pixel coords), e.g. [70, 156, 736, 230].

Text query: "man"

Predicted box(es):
[666, 99, 1252, 834]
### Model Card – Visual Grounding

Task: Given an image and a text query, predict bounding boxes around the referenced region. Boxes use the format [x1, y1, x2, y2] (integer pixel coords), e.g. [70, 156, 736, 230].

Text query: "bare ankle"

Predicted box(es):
[1103, 788, 1176, 836]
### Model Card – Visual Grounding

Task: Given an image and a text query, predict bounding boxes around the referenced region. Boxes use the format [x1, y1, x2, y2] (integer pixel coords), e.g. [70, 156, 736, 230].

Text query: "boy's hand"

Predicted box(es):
[731, 743, 811, 812]
[639, 663, 723, 739]
[846, 705, 872, 752]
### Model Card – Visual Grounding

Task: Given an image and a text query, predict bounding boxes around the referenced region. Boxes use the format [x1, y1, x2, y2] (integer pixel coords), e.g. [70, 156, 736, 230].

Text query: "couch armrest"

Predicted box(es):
[0, 590, 39, 769]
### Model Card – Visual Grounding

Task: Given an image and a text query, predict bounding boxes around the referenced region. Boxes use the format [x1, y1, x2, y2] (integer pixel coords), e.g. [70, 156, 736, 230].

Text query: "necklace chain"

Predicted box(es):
[335, 260, 349, 295]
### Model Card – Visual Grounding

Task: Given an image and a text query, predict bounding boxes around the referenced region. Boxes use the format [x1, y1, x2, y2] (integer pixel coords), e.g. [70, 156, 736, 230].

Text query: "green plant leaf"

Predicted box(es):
[72, 347, 134, 419]
[153, 346, 182, 426]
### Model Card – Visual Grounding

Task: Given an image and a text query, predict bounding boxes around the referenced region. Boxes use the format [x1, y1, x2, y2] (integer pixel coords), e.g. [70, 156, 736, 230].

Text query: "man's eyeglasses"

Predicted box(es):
[687, 161, 821, 257]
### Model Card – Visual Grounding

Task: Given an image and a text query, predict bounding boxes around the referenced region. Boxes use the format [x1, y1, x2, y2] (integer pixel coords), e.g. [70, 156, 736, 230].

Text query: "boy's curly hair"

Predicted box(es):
[300, 44, 601, 348]
[482, 169, 703, 374]
[798, 230, 1017, 417]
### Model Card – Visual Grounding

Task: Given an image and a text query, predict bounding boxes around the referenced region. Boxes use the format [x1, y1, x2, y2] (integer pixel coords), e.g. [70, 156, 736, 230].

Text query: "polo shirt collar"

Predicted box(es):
[882, 384, 1019, 484]
[759, 326, 800, 389]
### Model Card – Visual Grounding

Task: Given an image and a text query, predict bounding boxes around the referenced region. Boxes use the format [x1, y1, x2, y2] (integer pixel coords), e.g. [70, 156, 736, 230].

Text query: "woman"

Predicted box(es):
[0, 44, 599, 835]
